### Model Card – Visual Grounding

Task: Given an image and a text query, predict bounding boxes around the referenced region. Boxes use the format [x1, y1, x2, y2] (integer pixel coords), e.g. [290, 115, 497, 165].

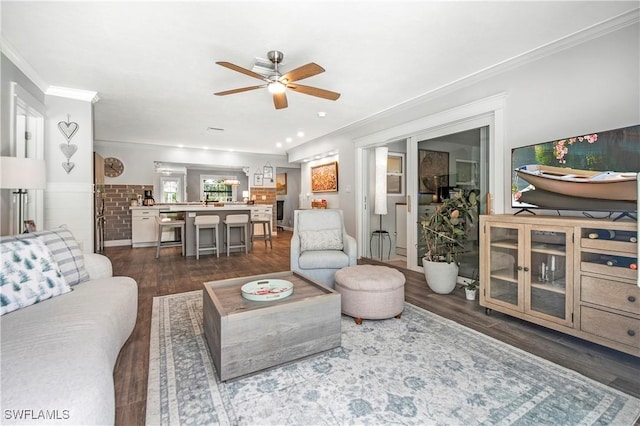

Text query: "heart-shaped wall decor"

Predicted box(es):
[59, 143, 78, 160]
[57, 121, 79, 141]
[62, 161, 75, 174]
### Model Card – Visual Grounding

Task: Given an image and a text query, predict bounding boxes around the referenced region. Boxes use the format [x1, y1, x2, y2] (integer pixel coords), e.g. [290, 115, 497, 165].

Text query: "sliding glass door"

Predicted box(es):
[415, 126, 489, 279]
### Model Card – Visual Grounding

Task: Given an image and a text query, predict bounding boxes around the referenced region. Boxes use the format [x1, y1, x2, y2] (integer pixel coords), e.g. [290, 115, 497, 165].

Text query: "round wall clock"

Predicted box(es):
[104, 157, 125, 177]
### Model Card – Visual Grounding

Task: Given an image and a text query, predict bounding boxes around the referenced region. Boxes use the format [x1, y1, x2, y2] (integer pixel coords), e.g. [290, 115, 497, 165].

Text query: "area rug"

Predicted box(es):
[146, 290, 640, 425]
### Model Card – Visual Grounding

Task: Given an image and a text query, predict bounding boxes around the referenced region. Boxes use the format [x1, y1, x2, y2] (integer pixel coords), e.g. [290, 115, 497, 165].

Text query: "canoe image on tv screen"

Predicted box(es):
[511, 124, 639, 214]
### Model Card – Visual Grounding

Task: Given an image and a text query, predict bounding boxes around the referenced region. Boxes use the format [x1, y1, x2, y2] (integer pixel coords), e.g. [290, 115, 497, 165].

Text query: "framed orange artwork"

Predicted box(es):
[311, 161, 338, 193]
[276, 172, 287, 195]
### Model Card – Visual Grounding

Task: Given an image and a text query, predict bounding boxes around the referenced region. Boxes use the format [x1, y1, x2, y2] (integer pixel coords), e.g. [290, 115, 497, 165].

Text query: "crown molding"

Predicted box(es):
[0, 36, 48, 93]
[46, 86, 100, 103]
[1, 37, 100, 103]
[301, 8, 640, 146]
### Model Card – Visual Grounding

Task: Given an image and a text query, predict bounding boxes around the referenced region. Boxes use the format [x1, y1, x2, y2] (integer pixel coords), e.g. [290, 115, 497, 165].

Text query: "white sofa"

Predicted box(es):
[0, 230, 137, 425]
[290, 209, 357, 288]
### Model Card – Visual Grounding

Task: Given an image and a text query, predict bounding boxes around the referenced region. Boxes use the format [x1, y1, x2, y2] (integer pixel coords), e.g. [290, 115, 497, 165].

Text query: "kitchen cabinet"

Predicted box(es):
[132, 209, 159, 247]
[480, 215, 638, 356]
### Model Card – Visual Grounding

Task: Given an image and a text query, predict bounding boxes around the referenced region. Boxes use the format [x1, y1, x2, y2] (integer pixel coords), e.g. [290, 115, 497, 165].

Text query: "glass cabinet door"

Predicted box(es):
[525, 226, 573, 325]
[486, 224, 522, 310]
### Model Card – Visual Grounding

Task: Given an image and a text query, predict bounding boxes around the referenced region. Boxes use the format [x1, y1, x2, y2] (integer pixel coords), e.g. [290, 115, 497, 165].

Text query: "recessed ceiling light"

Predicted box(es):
[317, 112, 326, 118]
[178, 144, 184, 148]
[203, 146, 209, 150]
[285, 137, 292, 143]
[276, 142, 283, 148]
[297, 131, 305, 137]
[314, 156, 321, 159]
[228, 149, 234, 152]
[303, 159, 309, 162]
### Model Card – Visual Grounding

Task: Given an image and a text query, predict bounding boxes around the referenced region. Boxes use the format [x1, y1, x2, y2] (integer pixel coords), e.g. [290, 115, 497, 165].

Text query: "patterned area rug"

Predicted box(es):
[146, 290, 640, 425]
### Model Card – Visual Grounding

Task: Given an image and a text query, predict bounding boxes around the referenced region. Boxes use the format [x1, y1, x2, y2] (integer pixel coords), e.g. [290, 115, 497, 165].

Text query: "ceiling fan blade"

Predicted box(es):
[273, 92, 288, 109]
[216, 61, 269, 82]
[286, 83, 341, 100]
[214, 85, 265, 96]
[280, 63, 325, 83]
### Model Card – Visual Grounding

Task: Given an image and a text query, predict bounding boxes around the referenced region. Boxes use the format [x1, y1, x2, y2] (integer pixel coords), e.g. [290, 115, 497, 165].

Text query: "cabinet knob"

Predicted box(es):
[627, 330, 636, 337]
[517, 266, 523, 271]
[523, 267, 530, 272]
[628, 296, 637, 303]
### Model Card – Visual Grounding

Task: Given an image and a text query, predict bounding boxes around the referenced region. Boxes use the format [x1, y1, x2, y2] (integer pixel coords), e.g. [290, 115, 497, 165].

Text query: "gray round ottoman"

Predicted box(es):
[334, 265, 405, 324]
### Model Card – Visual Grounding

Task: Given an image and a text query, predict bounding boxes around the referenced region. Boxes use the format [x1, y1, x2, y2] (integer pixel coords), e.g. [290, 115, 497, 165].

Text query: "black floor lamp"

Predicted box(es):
[373, 146, 389, 261]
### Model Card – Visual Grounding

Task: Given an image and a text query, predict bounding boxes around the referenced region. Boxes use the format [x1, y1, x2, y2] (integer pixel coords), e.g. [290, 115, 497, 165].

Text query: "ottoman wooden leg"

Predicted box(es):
[395, 312, 402, 319]
[354, 317, 363, 325]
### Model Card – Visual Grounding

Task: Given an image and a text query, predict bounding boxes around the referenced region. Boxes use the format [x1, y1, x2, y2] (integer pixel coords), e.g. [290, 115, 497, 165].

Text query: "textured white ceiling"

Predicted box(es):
[2, 1, 637, 154]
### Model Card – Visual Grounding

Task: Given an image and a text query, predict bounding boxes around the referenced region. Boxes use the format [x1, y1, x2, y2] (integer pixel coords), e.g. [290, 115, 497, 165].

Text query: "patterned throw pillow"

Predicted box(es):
[299, 229, 344, 251]
[0, 239, 71, 315]
[35, 229, 90, 286]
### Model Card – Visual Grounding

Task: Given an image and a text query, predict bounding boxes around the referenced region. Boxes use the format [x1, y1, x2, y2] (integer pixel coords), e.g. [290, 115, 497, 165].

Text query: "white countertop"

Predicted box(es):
[130, 204, 269, 212]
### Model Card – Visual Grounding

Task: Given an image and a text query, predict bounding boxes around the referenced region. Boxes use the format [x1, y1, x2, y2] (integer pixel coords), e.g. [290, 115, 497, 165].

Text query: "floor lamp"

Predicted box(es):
[0, 157, 47, 233]
[373, 146, 388, 260]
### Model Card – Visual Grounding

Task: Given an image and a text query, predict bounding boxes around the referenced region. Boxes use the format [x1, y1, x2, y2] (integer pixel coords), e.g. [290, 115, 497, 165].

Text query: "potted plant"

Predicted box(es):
[463, 270, 479, 300]
[420, 190, 479, 294]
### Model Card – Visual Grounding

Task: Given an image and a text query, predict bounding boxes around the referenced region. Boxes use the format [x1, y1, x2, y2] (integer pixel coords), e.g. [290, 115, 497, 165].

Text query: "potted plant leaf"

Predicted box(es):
[420, 190, 479, 294]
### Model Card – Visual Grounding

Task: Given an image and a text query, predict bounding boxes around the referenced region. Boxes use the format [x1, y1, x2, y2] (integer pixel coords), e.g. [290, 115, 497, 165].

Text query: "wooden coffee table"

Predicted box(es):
[202, 271, 341, 381]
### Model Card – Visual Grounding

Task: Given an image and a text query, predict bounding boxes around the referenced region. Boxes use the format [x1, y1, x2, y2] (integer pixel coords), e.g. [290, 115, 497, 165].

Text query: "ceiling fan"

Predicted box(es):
[214, 50, 340, 110]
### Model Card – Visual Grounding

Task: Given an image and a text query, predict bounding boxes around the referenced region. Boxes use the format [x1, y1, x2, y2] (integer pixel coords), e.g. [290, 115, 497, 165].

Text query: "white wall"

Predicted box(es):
[94, 140, 298, 190]
[44, 95, 94, 252]
[289, 21, 640, 236]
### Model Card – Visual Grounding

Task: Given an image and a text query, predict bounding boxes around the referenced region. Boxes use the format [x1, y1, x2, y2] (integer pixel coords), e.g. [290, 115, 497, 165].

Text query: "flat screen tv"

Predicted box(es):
[511, 124, 639, 217]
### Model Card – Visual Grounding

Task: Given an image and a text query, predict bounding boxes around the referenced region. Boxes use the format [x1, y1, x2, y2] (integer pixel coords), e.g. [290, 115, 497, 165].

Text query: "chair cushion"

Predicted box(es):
[299, 229, 343, 251]
[195, 215, 220, 225]
[298, 250, 350, 269]
[224, 214, 249, 224]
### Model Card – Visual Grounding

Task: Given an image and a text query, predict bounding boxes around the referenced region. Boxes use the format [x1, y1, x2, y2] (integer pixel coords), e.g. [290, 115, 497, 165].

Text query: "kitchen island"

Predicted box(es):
[130, 203, 273, 256]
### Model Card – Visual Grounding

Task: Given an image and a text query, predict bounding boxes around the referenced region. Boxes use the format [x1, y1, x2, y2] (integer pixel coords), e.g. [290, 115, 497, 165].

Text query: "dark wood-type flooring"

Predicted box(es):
[108, 231, 640, 425]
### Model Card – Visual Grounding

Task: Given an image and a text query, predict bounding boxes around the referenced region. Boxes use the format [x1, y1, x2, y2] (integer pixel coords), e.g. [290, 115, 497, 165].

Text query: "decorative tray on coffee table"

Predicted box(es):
[241, 279, 293, 301]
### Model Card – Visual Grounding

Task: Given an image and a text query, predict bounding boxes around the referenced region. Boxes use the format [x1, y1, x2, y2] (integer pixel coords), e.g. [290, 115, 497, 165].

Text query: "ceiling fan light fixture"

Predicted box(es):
[268, 81, 287, 94]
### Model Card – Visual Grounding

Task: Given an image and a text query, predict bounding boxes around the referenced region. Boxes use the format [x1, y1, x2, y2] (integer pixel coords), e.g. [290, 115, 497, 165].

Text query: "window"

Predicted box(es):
[161, 179, 179, 203]
[387, 152, 405, 195]
[200, 175, 238, 202]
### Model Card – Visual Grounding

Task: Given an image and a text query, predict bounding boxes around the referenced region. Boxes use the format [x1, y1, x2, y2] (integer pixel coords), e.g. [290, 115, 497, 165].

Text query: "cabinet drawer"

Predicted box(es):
[132, 209, 159, 217]
[581, 276, 640, 314]
[581, 306, 640, 349]
[580, 261, 637, 281]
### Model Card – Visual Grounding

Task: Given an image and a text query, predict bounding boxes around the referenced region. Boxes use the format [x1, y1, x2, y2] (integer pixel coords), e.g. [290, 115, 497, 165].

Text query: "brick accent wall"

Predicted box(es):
[104, 184, 151, 242]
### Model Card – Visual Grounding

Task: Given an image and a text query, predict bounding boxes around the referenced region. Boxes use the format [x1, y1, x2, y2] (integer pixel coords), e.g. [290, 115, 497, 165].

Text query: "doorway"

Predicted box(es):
[415, 127, 489, 279]
[362, 126, 490, 280]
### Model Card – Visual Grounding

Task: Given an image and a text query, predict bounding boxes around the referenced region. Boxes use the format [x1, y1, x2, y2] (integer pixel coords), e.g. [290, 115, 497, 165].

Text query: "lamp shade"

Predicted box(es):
[0, 157, 47, 189]
[374, 146, 388, 215]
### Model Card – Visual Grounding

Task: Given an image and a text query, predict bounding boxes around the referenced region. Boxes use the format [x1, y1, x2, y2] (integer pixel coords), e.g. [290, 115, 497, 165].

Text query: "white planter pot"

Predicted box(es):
[422, 259, 458, 294]
[465, 288, 477, 300]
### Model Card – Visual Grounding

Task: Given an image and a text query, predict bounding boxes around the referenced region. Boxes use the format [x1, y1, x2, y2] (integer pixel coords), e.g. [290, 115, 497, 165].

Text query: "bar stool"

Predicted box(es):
[156, 216, 185, 259]
[223, 214, 249, 256]
[251, 216, 272, 249]
[194, 215, 220, 259]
